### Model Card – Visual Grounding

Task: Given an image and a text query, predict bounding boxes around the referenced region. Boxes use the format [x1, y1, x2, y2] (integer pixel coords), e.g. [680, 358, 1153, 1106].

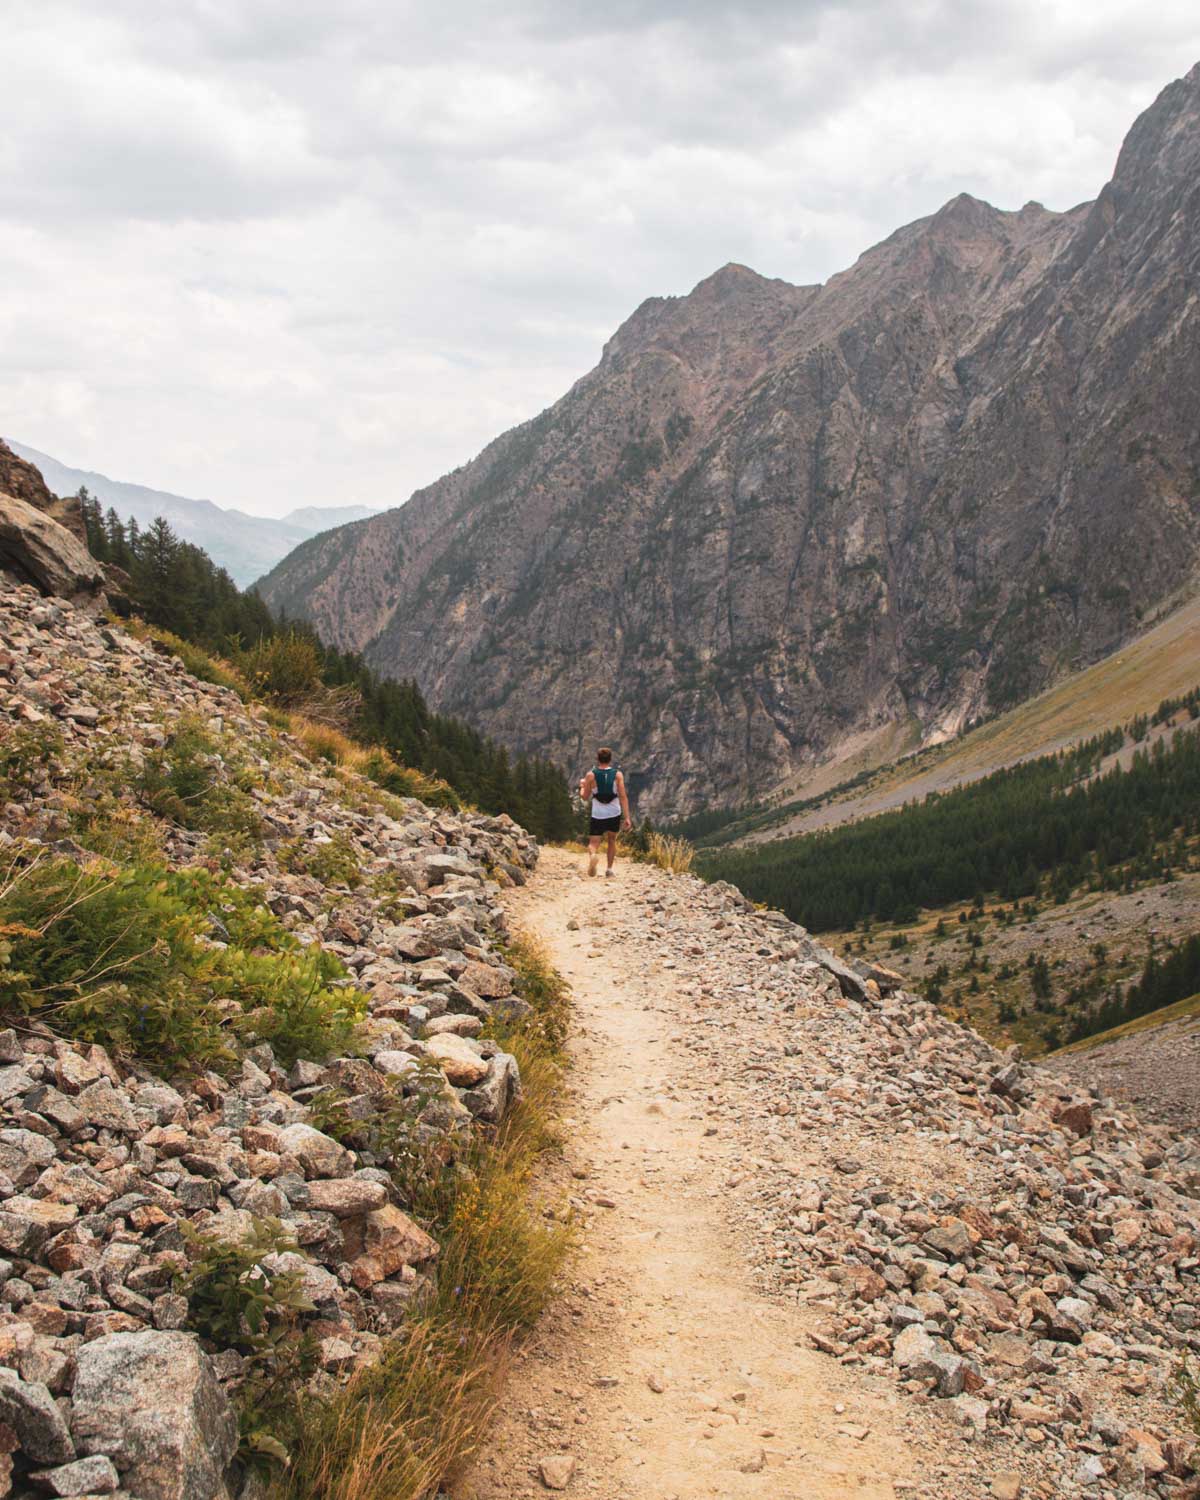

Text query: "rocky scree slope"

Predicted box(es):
[0, 580, 539, 1498]
[257, 65, 1200, 820]
[605, 872, 1200, 1495]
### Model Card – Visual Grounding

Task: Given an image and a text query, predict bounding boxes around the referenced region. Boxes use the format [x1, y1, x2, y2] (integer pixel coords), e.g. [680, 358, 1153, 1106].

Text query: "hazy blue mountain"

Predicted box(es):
[6, 440, 378, 587]
[283, 504, 379, 533]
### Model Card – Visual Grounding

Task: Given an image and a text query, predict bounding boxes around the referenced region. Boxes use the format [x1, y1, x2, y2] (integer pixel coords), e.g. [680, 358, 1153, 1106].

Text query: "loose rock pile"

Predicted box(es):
[0, 582, 538, 1497]
[604, 875, 1200, 1497]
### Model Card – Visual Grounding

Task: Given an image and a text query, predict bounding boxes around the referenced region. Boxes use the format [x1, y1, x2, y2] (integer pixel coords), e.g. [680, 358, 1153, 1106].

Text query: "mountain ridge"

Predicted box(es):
[6, 440, 378, 587]
[257, 63, 1200, 818]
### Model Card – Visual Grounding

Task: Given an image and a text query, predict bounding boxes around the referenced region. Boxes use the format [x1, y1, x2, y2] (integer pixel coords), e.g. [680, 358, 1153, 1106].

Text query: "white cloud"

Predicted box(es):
[0, 0, 1198, 516]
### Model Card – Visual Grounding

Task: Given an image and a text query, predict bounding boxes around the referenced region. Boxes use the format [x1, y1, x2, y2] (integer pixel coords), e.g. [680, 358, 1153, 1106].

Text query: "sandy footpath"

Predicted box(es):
[453, 849, 948, 1500]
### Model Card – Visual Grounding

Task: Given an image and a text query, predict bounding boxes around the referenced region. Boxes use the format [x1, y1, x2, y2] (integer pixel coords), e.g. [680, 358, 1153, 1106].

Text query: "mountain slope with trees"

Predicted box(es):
[71, 490, 574, 841]
[258, 64, 1200, 819]
[699, 711, 1200, 932]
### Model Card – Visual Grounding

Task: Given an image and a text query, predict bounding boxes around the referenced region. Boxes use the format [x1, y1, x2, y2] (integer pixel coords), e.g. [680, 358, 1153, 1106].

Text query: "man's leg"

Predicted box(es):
[588, 835, 600, 877]
[606, 830, 617, 873]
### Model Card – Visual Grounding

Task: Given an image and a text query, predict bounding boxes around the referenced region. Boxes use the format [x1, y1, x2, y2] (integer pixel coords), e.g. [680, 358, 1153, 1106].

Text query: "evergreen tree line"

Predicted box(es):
[81, 494, 573, 840]
[1067, 933, 1200, 1042]
[699, 726, 1200, 932]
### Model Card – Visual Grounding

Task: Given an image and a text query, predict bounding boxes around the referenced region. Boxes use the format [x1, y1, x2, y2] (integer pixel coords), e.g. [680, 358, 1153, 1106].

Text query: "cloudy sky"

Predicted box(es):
[3, 2, 1199, 518]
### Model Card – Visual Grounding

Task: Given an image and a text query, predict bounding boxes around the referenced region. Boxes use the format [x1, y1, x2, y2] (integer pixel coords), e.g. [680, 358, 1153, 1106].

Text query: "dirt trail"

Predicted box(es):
[454, 848, 939, 1500]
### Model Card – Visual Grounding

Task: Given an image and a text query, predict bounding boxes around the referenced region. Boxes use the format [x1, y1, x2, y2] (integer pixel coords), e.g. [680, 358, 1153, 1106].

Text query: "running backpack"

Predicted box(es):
[593, 765, 619, 804]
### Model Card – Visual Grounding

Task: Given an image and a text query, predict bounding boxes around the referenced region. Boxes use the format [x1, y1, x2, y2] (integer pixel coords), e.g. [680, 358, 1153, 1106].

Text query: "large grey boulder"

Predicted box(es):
[29, 1454, 121, 1496]
[0, 491, 105, 602]
[0, 1366, 75, 1464]
[422, 852, 478, 884]
[461, 1051, 522, 1124]
[70, 1331, 237, 1500]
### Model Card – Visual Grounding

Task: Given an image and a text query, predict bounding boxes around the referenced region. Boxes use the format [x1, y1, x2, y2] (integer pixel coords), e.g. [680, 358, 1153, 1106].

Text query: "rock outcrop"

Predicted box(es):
[257, 63, 1200, 819]
[0, 492, 106, 604]
[0, 441, 86, 545]
[0, 582, 539, 1496]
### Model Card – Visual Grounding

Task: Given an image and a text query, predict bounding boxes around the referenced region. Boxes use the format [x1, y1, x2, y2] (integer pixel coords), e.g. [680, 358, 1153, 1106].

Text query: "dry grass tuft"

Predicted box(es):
[276, 930, 573, 1500]
[277, 1317, 510, 1500]
[290, 717, 360, 766]
[286, 722, 460, 811]
[644, 832, 696, 874]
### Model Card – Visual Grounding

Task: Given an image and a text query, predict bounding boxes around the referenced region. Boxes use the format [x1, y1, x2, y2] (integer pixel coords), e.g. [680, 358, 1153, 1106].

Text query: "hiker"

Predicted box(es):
[578, 747, 631, 877]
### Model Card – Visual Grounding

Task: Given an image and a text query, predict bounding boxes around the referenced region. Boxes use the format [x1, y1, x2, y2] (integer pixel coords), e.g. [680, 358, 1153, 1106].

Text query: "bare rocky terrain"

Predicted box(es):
[1053, 1018, 1200, 1138]
[259, 64, 1200, 821]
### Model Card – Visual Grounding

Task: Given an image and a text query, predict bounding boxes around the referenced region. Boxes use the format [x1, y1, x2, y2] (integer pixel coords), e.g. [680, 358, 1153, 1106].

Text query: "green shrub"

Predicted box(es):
[219, 945, 365, 1068]
[0, 857, 365, 1072]
[176, 1218, 313, 1351]
[0, 856, 234, 1069]
[175, 1218, 318, 1477]
[134, 717, 264, 849]
[306, 1064, 457, 1208]
[278, 831, 363, 889]
[239, 632, 325, 707]
[0, 723, 66, 798]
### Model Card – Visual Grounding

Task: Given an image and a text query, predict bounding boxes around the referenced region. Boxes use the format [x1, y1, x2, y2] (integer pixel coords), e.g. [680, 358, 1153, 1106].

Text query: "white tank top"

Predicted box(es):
[591, 769, 621, 817]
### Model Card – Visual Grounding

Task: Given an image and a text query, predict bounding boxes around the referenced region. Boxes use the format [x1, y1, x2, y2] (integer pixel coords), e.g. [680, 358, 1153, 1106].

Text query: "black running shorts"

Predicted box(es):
[589, 812, 621, 836]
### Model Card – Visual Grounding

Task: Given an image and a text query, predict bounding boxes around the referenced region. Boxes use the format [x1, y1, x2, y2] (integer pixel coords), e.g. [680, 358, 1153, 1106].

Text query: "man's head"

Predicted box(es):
[596, 746, 613, 765]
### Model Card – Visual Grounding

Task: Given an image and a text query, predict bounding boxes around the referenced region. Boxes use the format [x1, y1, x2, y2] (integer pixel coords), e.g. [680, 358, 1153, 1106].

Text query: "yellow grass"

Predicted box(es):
[290, 717, 359, 765]
[1051, 991, 1200, 1057]
[645, 832, 696, 874]
[276, 931, 573, 1500]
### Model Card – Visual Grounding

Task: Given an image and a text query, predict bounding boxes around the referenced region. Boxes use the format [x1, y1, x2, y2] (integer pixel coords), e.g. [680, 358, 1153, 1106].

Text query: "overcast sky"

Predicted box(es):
[2, 2, 1198, 518]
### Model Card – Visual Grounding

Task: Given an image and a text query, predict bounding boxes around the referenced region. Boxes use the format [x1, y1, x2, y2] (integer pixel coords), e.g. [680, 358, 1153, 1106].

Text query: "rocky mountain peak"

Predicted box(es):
[1112, 57, 1200, 191]
[929, 190, 999, 229]
[600, 261, 811, 372]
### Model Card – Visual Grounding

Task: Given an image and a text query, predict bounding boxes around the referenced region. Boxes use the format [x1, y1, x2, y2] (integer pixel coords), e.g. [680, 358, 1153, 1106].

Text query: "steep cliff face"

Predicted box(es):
[258, 65, 1200, 818]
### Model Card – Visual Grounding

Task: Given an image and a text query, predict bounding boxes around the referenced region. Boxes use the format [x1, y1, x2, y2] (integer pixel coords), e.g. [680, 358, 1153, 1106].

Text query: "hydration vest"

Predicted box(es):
[593, 765, 619, 804]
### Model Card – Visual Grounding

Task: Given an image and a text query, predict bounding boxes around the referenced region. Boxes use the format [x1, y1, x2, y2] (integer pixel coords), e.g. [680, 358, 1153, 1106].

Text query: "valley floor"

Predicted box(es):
[825, 870, 1200, 1108]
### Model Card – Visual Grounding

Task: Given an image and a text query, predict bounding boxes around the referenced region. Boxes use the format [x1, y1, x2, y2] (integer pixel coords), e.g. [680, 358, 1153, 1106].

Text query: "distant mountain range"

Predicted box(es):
[257, 62, 1200, 818]
[6, 441, 378, 587]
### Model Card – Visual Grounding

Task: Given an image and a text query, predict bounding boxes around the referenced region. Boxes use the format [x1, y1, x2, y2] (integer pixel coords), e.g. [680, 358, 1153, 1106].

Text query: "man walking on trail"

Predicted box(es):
[579, 747, 631, 878]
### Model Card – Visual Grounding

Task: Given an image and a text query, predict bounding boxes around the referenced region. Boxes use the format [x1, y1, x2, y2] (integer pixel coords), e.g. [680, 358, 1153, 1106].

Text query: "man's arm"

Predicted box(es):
[616, 770, 632, 829]
[579, 770, 596, 801]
